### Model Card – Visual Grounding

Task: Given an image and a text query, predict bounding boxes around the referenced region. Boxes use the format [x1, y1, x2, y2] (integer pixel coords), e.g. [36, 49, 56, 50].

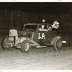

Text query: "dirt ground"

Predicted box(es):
[0, 35, 72, 70]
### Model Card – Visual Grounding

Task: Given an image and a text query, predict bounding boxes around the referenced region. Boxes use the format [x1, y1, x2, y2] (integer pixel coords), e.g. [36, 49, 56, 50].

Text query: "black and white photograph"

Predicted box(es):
[0, 2, 72, 70]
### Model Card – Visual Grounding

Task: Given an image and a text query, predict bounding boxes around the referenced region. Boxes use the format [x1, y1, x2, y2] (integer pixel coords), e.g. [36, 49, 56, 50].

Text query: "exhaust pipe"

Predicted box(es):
[62, 41, 66, 43]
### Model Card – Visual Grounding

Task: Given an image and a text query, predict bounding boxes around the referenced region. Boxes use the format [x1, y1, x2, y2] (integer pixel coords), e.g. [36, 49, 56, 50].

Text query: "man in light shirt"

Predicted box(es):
[52, 20, 59, 29]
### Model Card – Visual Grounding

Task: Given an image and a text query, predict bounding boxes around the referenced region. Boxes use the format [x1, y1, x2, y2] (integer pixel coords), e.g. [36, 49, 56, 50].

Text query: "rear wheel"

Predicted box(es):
[1, 36, 9, 50]
[21, 40, 30, 53]
[53, 38, 62, 51]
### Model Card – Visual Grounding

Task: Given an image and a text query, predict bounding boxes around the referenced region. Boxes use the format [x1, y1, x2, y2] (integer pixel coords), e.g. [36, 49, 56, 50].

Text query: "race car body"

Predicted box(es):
[1, 23, 62, 53]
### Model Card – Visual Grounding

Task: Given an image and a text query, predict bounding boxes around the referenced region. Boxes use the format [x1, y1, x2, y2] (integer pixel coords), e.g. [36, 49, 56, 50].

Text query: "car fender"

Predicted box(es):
[19, 37, 27, 43]
[51, 36, 61, 45]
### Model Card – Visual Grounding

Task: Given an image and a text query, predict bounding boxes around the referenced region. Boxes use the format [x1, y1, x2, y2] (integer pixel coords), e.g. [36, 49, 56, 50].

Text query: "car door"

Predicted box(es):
[32, 30, 47, 45]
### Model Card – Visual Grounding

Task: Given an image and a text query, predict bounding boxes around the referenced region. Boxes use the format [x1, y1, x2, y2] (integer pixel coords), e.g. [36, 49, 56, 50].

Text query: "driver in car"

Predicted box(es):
[38, 24, 47, 31]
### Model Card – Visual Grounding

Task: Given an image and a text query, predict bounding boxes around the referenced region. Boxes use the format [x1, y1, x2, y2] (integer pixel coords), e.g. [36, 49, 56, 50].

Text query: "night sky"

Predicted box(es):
[0, 2, 72, 14]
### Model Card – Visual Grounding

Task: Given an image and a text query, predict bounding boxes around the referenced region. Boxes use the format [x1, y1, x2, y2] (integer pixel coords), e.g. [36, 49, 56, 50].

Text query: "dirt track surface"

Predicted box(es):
[0, 35, 72, 70]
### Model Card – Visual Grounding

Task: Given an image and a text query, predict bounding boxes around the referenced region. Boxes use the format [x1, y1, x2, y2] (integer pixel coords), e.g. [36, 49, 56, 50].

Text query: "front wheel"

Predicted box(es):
[21, 40, 30, 53]
[53, 38, 62, 51]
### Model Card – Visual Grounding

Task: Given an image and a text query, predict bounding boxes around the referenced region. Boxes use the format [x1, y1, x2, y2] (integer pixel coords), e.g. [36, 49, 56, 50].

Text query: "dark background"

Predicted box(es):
[0, 2, 72, 46]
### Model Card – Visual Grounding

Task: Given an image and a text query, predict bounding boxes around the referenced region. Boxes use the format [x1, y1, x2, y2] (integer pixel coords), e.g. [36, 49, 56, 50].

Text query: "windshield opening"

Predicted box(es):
[24, 25, 37, 29]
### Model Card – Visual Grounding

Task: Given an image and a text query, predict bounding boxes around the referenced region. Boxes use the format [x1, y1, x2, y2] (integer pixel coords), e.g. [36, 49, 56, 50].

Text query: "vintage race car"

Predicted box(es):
[1, 23, 62, 53]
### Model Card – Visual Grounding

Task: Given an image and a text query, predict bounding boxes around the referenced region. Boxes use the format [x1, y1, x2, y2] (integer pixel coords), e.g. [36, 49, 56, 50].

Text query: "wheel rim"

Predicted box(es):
[56, 39, 62, 49]
[3, 36, 9, 49]
[24, 43, 29, 52]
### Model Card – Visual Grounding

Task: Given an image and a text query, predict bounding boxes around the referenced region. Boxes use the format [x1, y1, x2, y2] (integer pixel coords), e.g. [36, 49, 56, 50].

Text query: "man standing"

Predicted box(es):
[52, 20, 59, 29]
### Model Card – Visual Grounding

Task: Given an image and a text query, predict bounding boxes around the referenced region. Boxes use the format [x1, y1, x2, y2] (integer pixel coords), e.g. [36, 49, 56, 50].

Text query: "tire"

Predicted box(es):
[53, 38, 62, 51]
[1, 36, 9, 50]
[21, 40, 30, 53]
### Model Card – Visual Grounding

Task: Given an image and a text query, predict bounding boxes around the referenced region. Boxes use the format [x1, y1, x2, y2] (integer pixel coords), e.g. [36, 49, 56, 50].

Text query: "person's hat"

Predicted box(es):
[42, 19, 45, 23]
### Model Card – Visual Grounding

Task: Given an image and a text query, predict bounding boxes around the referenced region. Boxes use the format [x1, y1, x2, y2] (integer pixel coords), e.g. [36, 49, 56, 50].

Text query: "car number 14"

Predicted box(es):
[38, 33, 45, 39]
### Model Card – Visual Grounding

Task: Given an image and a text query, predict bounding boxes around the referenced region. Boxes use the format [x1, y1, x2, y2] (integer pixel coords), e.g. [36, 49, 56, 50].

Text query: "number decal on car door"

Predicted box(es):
[38, 33, 45, 39]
